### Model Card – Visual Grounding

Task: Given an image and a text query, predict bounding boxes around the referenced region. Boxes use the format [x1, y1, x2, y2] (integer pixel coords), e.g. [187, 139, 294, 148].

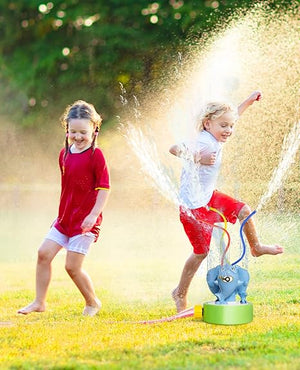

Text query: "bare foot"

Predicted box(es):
[18, 302, 46, 315]
[251, 244, 284, 257]
[83, 298, 102, 317]
[172, 288, 187, 313]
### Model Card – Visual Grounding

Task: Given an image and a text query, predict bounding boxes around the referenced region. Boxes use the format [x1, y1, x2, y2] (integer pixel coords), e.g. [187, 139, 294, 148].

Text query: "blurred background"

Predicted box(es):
[0, 0, 296, 125]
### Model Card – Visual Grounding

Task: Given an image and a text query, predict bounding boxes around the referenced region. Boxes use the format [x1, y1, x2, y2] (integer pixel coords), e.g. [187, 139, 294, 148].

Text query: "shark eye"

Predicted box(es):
[220, 276, 233, 283]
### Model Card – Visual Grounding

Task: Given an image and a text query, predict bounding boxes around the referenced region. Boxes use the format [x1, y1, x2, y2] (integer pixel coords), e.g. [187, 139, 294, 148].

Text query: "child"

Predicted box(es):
[169, 91, 283, 313]
[18, 100, 110, 316]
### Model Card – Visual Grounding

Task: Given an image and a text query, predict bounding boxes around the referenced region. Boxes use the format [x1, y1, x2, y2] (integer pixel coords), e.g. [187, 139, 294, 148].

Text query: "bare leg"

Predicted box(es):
[18, 240, 62, 314]
[172, 252, 207, 313]
[238, 205, 284, 257]
[65, 251, 101, 316]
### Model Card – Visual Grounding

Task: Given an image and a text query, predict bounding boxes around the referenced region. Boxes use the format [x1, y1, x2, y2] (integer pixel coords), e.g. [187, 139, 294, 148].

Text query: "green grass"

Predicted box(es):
[1, 202, 299, 369]
[1, 255, 300, 369]
[1, 291, 300, 369]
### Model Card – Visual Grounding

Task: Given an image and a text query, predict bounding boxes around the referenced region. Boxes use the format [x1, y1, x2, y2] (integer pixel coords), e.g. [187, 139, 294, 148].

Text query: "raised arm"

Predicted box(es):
[238, 90, 262, 116]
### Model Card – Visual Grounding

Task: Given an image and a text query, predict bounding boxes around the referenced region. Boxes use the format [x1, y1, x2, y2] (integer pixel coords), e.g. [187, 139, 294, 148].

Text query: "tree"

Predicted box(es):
[0, 0, 294, 124]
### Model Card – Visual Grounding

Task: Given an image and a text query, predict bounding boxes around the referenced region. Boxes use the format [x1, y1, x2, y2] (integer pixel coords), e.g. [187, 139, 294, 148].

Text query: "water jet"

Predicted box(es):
[120, 3, 299, 323]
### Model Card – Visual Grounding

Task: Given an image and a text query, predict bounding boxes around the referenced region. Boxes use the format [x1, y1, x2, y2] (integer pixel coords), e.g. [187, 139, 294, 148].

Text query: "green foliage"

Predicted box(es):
[0, 0, 295, 124]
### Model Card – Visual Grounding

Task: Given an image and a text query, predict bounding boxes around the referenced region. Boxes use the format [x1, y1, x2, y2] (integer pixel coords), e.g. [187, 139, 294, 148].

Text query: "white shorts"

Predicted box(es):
[45, 227, 96, 255]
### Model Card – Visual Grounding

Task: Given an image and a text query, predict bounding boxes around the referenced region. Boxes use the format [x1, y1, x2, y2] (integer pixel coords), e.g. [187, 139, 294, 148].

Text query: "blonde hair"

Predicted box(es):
[196, 102, 238, 132]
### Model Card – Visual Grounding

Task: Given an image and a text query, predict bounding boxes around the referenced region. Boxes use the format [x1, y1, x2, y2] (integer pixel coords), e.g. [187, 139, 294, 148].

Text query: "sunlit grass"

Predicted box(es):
[1, 252, 300, 368]
[1, 286, 300, 369]
[1, 193, 299, 369]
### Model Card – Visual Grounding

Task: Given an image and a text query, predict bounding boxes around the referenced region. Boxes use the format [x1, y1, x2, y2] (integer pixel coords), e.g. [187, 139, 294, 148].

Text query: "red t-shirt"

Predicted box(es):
[54, 146, 110, 240]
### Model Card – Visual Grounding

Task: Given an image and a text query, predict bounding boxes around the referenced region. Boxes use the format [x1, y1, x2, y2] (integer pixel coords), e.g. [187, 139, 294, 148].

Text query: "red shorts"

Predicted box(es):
[179, 190, 245, 255]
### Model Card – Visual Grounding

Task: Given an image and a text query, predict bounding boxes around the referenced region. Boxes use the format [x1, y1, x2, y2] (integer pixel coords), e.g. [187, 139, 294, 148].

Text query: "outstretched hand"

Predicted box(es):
[249, 90, 262, 103]
[238, 90, 262, 116]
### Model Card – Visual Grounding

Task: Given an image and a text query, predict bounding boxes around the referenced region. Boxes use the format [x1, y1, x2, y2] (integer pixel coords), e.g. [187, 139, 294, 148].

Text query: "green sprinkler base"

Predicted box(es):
[202, 301, 253, 325]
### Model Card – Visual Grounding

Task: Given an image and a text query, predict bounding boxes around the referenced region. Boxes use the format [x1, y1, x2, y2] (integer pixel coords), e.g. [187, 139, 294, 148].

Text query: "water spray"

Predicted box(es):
[256, 121, 300, 212]
[119, 3, 299, 325]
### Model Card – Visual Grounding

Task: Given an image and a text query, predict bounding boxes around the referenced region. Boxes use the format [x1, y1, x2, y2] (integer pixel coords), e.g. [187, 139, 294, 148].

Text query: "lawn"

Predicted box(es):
[0, 193, 299, 369]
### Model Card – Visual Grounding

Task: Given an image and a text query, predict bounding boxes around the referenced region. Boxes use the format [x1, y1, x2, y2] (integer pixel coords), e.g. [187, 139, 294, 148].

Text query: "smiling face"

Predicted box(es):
[204, 111, 236, 143]
[68, 118, 94, 153]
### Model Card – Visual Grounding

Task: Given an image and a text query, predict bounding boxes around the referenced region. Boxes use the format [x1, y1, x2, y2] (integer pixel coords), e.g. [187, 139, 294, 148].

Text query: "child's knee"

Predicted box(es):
[192, 252, 208, 261]
[238, 204, 252, 220]
[37, 239, 60, 263]
[37, 245, 53, 263]
[37, 249, 48, 263]
[65, 262, 77, 277]
[65, 260, 82, 278]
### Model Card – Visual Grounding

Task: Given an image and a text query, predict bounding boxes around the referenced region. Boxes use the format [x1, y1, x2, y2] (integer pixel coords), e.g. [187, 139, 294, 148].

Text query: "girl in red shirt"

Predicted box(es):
[18, 100, 110, 316]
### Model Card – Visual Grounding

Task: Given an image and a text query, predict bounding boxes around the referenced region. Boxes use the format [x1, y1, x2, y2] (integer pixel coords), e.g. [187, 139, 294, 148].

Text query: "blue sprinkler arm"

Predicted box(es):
[232, 210, 257, 266]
